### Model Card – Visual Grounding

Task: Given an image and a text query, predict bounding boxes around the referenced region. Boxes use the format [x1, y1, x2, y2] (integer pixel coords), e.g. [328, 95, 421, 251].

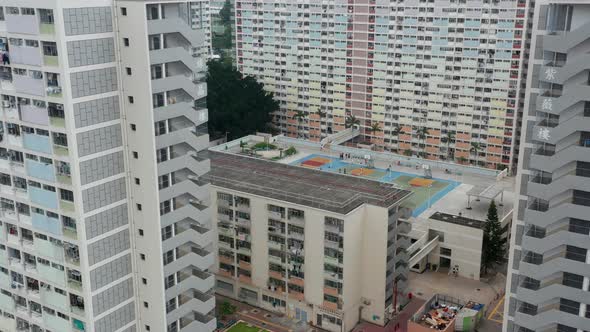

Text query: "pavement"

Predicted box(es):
[216, 294, 325, 332]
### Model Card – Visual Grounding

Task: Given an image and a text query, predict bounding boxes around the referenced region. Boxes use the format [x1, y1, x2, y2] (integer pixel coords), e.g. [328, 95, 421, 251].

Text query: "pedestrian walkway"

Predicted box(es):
[216, 294, 327, 332]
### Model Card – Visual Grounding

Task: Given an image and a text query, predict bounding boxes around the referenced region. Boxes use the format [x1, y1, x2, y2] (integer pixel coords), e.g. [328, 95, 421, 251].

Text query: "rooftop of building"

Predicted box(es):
[429, 212, 485, 229]
[205, 150, 413, 215]
[210, 134, 515, 221]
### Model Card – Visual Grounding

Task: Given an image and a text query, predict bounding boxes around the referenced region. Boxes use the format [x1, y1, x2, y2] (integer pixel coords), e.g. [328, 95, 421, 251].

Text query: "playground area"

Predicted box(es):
[292, 154, 460, 216]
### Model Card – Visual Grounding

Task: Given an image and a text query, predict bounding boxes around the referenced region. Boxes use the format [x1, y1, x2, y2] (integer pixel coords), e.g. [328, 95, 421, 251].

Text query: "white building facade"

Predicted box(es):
[0, 1, 214, 332]
[505, 1, 590, 332]
[208, 151, 413, 332]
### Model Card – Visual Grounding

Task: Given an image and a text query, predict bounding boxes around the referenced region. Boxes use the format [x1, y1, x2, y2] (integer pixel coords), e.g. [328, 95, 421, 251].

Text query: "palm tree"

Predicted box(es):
[416, 127, 429, 158]
[368, 122, 381, 136]
[458, 156, 468, 164]
[345, 115, 360, 129]
[292, 110, 306, 138]
[345, 115, 361, 144]
[470, 142, 481, 166]
[316, 109, 327, 139]
[316, 109, 327, 120]
[444, 131, 455, 161]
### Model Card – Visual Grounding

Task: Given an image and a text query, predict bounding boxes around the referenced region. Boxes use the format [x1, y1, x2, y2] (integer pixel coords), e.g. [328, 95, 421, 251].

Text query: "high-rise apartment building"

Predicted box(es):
[235, 0, 529, 171]
[504, 1, 590, 332]
[0, 1, 214, 332]
[208, 151, 413, 332]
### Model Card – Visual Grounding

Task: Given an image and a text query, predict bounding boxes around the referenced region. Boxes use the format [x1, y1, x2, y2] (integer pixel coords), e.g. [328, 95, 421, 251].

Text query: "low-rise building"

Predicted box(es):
[206, 151, 413, 332]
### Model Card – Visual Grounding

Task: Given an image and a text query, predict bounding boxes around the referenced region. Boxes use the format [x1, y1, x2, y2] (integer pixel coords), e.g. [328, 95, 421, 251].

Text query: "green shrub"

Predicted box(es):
[252, 142, 277, 150]
[284, 146, 297, 156]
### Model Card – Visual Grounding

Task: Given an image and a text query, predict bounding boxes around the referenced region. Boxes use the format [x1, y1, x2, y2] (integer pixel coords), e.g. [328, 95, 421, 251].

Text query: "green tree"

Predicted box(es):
[416, 127, 429, 157]
[368, 122, 382, 135]
[292, 110, 306, 138]
[219, 300, 236, 320]
[481, 201, 506, 275]
[219, 0, 232, 24]
[207, 60, 278, 140]
[345, 115, 361, 143]
[345, 115, 360, 129]
[458, 156, 468, 164]
[444, 131, 455, 161]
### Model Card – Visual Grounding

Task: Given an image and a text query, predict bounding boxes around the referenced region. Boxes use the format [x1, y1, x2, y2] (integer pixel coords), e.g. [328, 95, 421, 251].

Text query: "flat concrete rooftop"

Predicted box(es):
[206, 151, 413, 215]
[429, 212, 485, 229]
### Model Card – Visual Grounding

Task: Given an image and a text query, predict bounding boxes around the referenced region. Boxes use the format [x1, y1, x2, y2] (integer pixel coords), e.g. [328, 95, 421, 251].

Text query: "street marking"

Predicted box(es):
[237, 311, 293, 332]
[487, 294, 505, 323]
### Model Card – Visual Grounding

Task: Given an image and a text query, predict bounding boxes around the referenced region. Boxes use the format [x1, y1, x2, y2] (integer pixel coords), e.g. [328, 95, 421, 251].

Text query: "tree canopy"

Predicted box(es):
[481, 200, 506, 275]
[206, 60, 278, 140]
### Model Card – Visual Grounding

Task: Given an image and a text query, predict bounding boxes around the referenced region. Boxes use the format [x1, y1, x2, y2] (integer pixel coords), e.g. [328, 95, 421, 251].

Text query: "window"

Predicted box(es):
[60, 189, 74, 202]
[138, 229, 144, 236]
[133, 152, 138, 159]
[142, 278, 147, 285]
[126, 67, 132, 75]
[559, 298, 580, 315]
[21, 8, 35, 15]
[143, 302, 149, 308]
[156, 148, 168, 163]
[123, 38, 130, 47]
[135, 178, 140, 185]
[130, 124, 136, 131]
[159, 200, 171, 215]
[128, 96, 134, 103]
[140, 254, 146, 260]
[440, 247, 452, 256]
[158, 175, 169, 190]
[136, 204, 142, 211]
[145, 325, 150, 331]
[121, 7, 127, 16]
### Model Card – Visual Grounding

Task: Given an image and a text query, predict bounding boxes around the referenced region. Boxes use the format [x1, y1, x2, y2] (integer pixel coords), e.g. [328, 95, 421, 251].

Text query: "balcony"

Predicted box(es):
[322, 300, 339, 311]
[324, 286, 340, 297]
[238, 260, 251, 270]
[152, 74, 206, 101]
[40, 286, 69, 311]
[179, 312, 216, 332]
[23, 132, 52, 154]
[11, 45, 43, 66]
[26, 159, 56, 182]
[238, 274, 252, 285]
[150, 46, 205, 74]
[162, 221, 213, 252]
[173, 290, 215, 320]
[166, 245, 214, 275]
[37, 263, 66, 287]
[269, 270, 284, 280]
[14, 75, 45, 97]
[288, 289, 305, 301]
[288, 276, 304, 287]
[324, 256, 342, 266]
[29, 186, 58, 210]
[31, 211, 61, 236]
[153, 101, 208, 126]
[155, 126, 209, 152]
[0, 291, 15, 312]
[148, 17, 206, 46]
[6, 12, 40, 35]
[43, 312, 70, 332]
